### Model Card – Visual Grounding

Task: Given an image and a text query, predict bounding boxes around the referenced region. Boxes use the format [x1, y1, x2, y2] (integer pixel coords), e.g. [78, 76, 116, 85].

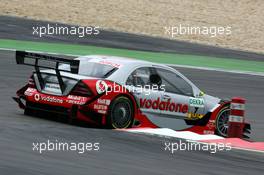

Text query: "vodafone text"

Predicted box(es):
[140, 98, 188, 113]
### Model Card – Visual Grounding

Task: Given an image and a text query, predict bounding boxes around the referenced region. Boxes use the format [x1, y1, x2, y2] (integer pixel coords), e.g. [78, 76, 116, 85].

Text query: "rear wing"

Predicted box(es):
[16, 51, 79, 73]
[15, 51, 80, 92]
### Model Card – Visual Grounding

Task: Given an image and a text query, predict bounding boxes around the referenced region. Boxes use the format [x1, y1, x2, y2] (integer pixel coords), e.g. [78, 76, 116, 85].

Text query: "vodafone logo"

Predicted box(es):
[96, 80, 108, 94]
[140, 98, 188, 113]
[33, 93, 63, 103]
[34, 94, 40, 101]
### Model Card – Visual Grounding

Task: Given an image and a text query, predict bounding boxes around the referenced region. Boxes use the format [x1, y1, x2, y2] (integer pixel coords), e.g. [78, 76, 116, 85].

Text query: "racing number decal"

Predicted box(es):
[187, 97, 205, 119]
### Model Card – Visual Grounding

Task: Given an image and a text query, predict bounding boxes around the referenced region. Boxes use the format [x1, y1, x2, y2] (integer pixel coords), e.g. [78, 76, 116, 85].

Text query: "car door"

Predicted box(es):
[152, 67, 206, 129]
[126, 67, 163, 118]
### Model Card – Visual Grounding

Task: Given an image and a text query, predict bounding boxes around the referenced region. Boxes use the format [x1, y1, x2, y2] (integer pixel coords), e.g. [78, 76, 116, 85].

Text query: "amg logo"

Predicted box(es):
[140, 98, 188, 113]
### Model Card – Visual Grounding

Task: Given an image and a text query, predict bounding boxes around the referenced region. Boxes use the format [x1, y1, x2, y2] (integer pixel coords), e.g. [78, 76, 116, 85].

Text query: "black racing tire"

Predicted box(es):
[107, 96, 134, 129]
[215, 106, 230, 137]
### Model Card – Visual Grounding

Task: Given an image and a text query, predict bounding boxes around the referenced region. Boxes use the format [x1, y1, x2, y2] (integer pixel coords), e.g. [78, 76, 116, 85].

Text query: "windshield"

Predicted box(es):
[59, 62, 117, 78]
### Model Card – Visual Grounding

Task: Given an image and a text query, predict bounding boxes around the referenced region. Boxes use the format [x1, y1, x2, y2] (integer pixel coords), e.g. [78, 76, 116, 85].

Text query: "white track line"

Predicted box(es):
[124, 128, 224, 140]
[124, 128, 264, 154]
[1, 47, 264, 76]
[167, 64, 264, 77]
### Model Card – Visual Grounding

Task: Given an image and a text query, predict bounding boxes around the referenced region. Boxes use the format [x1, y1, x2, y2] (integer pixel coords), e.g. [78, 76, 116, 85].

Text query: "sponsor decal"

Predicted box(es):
[206, 120, 215, 129]
[34, 94, 40, 101]
[44, 83, 61, 94]
[97, 99, 111, 105]
[41, 96, 63, 103]
[203, 130, 214, 134]
[25, 88, 36, 96]
[189, 97, 205, 108]
[228, 115, 244, 123]
[230, 103, 245, 110]
[98, 110, 107, 114]
[66, 95, 87, 105]
[66, 100, 85, 105]
[25, 91, 33, 96]
[27, 88, 36, 92]
[34, 94, 63, 103]
[140, 98, 188, 113]
[94, 104, 107, 110]
[99, 60, 121, 68]
[96, 80, 108, 94]
[94, 104, 108, 114]
[187, 112, 204, 119]
[68, 95, 86, 101]
[44, 83, 60, 90]
[93, 99, 110, 114]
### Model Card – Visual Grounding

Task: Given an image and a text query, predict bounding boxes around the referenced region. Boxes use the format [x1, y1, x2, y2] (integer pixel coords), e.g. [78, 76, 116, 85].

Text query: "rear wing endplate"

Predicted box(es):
[15, 51, 80, 92]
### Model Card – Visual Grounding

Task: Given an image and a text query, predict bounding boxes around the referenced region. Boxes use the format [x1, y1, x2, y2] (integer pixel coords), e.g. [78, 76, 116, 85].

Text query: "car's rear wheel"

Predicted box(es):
[215, 106, 230, 137]
[107, 96, 134, 129]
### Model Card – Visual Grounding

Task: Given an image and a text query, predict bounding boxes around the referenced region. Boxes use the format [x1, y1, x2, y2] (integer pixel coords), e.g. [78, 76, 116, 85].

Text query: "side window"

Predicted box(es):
[155, 68, 193, 96]
[126, 67, 151, 87]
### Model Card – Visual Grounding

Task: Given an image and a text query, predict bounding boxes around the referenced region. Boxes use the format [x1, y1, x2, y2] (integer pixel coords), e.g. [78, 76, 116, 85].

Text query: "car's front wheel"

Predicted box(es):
[215, 106, 230, 137]
[107, 96, 134, 129]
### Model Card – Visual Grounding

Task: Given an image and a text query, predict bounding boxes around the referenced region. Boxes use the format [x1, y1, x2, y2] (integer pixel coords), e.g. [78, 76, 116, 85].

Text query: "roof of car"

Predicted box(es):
[74, 55, 178, 84]
[75, 55, 163, 68]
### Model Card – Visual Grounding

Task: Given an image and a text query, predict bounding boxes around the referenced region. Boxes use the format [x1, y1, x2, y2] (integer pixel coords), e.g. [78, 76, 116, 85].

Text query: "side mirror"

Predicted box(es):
[150, 74, 162, 86]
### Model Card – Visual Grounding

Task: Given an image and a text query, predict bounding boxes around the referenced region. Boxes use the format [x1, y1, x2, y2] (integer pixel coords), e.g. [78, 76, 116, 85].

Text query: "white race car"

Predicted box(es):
[13, 51, 251, 137]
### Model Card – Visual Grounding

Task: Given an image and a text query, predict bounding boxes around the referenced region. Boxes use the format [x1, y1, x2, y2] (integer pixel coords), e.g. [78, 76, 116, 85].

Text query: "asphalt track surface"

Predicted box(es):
[0, 16, 264, 174]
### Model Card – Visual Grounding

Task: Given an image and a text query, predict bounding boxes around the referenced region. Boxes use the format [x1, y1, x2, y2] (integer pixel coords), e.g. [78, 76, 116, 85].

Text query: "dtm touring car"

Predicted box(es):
[13, 51, 251, 137]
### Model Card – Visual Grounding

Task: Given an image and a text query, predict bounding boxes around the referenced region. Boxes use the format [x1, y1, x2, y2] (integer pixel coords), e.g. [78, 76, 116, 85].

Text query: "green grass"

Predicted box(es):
[0, 39, 263, 73]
